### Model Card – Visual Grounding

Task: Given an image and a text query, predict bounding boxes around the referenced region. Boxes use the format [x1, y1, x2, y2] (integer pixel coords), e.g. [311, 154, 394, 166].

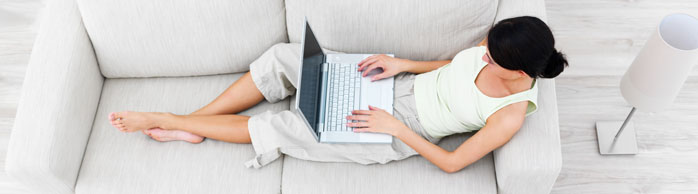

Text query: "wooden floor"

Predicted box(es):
[549, 0, 698, 77]
[553, 76, 698, 193]
[1, 0, 697, 193]
[0, 0, 43, 193]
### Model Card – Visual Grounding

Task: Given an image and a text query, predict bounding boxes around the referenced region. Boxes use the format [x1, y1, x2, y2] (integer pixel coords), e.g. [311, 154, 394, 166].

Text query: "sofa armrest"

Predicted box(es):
[4, 0, 104, 193]
[492, 79, 562, 194]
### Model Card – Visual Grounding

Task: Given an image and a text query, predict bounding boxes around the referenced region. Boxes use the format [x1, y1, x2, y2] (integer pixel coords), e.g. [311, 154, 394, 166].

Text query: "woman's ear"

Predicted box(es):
[518, 70, 527, 77]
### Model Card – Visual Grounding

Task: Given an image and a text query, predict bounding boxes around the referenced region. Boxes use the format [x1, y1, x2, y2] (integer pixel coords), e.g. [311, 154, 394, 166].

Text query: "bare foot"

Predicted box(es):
[109, 111, 169, 132]
[141, 128, 204, 143]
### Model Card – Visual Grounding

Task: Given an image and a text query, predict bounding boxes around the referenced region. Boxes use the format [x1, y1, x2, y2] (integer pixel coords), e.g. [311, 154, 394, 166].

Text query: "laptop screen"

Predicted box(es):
[298, 21, 325, 134]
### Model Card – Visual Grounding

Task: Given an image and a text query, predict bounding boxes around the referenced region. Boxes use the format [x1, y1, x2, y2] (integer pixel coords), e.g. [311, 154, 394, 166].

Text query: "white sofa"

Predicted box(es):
[5, 0, 562, 193]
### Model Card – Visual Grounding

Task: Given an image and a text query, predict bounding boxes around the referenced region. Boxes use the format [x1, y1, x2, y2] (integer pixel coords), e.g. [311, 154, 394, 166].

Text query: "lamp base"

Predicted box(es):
[595, 121, 638, 155]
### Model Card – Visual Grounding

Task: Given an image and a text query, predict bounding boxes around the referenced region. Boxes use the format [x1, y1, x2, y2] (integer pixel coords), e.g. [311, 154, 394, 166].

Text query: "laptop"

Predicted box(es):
[294, 19, 394, 144]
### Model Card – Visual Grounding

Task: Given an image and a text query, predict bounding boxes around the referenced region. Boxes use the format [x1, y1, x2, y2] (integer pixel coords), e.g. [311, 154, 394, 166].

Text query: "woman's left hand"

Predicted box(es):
[346, 105, 409, 136]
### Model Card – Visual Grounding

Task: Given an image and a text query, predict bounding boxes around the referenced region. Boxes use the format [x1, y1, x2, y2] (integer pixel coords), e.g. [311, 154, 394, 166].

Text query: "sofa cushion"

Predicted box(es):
[285, 0, 497, 61]
[75, 74, 288, 194]
[281, 133, 497, 194]
[76, 0, 288, 78]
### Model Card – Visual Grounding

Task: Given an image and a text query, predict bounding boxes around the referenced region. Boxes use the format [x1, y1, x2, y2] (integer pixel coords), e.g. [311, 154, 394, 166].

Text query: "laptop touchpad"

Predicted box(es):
[361, 76, 384, 110]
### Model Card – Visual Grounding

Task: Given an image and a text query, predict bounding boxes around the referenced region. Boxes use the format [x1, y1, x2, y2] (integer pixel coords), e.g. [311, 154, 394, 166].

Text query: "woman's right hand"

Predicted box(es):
[357, 54, 410, 81]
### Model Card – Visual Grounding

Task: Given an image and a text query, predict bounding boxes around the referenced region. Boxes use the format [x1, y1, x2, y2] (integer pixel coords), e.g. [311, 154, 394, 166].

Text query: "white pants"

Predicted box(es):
[244, 43, 440, 168]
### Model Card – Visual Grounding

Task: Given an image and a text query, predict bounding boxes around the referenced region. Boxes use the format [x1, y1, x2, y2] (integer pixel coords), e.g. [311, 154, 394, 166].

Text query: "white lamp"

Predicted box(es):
[596, 13, 698, 155]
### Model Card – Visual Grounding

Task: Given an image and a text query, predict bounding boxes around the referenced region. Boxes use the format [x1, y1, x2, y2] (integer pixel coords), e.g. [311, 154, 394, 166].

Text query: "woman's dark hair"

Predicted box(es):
[487, 16, 568, 79]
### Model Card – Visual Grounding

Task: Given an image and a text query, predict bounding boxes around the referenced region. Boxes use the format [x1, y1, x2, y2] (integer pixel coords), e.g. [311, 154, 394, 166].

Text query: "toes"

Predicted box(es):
[114, 112, 126, 121]
[147, 130, 162, 139]
[143, 128, 155, 136]
[146, 129, 160, 136]
[113, 119, 123, 127]
[148, 129, 166, 139]
[109, 113, 119, 126]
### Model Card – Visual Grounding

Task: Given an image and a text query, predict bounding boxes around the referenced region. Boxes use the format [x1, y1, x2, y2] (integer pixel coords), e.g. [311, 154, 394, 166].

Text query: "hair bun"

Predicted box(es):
[541, 50, 568, 78]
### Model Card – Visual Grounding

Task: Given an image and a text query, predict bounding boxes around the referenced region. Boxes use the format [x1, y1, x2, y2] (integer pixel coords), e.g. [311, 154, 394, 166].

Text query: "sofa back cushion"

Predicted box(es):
[285, 0, 498, 61]
[77, 0, 288, 78]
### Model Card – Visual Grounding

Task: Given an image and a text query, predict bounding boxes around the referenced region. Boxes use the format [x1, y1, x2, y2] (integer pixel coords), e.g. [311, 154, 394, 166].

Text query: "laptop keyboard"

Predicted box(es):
[326, 63, 361, 132]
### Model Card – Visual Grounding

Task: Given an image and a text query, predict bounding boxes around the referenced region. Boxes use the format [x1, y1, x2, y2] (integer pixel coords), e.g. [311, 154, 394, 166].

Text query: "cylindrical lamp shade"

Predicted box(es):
[621, 13, 698, 112]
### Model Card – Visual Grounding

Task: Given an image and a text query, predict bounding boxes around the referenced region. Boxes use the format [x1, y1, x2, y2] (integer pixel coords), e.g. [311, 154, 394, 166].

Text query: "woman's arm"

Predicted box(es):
[398, 104, 525, 173]
[401, 60, 451, 74]
[478, 36, 487, 47]
[348, 101, 528, 173]
[399, 36, 487, 74]
[357, 37, 487, 79]
[357, 55, 450, 81]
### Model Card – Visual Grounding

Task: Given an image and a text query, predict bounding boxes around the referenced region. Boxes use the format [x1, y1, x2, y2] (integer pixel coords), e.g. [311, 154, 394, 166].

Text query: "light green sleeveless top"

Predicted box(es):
[413, 46, 539, 139]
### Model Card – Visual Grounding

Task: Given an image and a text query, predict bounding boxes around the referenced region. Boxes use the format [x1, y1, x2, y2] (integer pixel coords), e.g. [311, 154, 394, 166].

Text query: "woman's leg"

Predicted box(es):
[110, 111, 251, 143]
[110, 71, 263, 143]
[111, 43, 301, 144]
[190, 72, 265, 115]
[166, 114, 251, 143]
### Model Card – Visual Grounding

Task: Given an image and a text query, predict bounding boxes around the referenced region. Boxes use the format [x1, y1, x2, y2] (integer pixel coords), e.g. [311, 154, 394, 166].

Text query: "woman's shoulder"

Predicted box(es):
[454, 46, 487, 58]
[451, 46, 488, 67]
[449, 46, 488, 75]
[484, 100, 528, 128]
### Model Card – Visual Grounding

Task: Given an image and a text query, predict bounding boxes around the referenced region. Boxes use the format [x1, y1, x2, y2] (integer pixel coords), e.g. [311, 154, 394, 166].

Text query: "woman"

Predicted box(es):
[108, 16, 568, 172]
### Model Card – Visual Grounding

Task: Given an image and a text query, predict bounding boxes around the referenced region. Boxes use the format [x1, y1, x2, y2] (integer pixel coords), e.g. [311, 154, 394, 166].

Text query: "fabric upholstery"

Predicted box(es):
[74, 74, 288, 194]
[4, 0, 103, 193]
[285, 0, 498, 61]
[281, 133, 497, 194]
[75, 0, 288, 78]
[492, 78, 562, 194]
[494, 0, 548, 23]
[491, 1, 562, 194]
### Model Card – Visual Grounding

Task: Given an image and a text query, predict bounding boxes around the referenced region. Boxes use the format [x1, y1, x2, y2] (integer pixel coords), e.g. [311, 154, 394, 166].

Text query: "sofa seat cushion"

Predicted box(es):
[75, 74, 288, 194]
[285, 0, 497, 61]
[281, 133, 497, 194]
[76, 0, 288, 78]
